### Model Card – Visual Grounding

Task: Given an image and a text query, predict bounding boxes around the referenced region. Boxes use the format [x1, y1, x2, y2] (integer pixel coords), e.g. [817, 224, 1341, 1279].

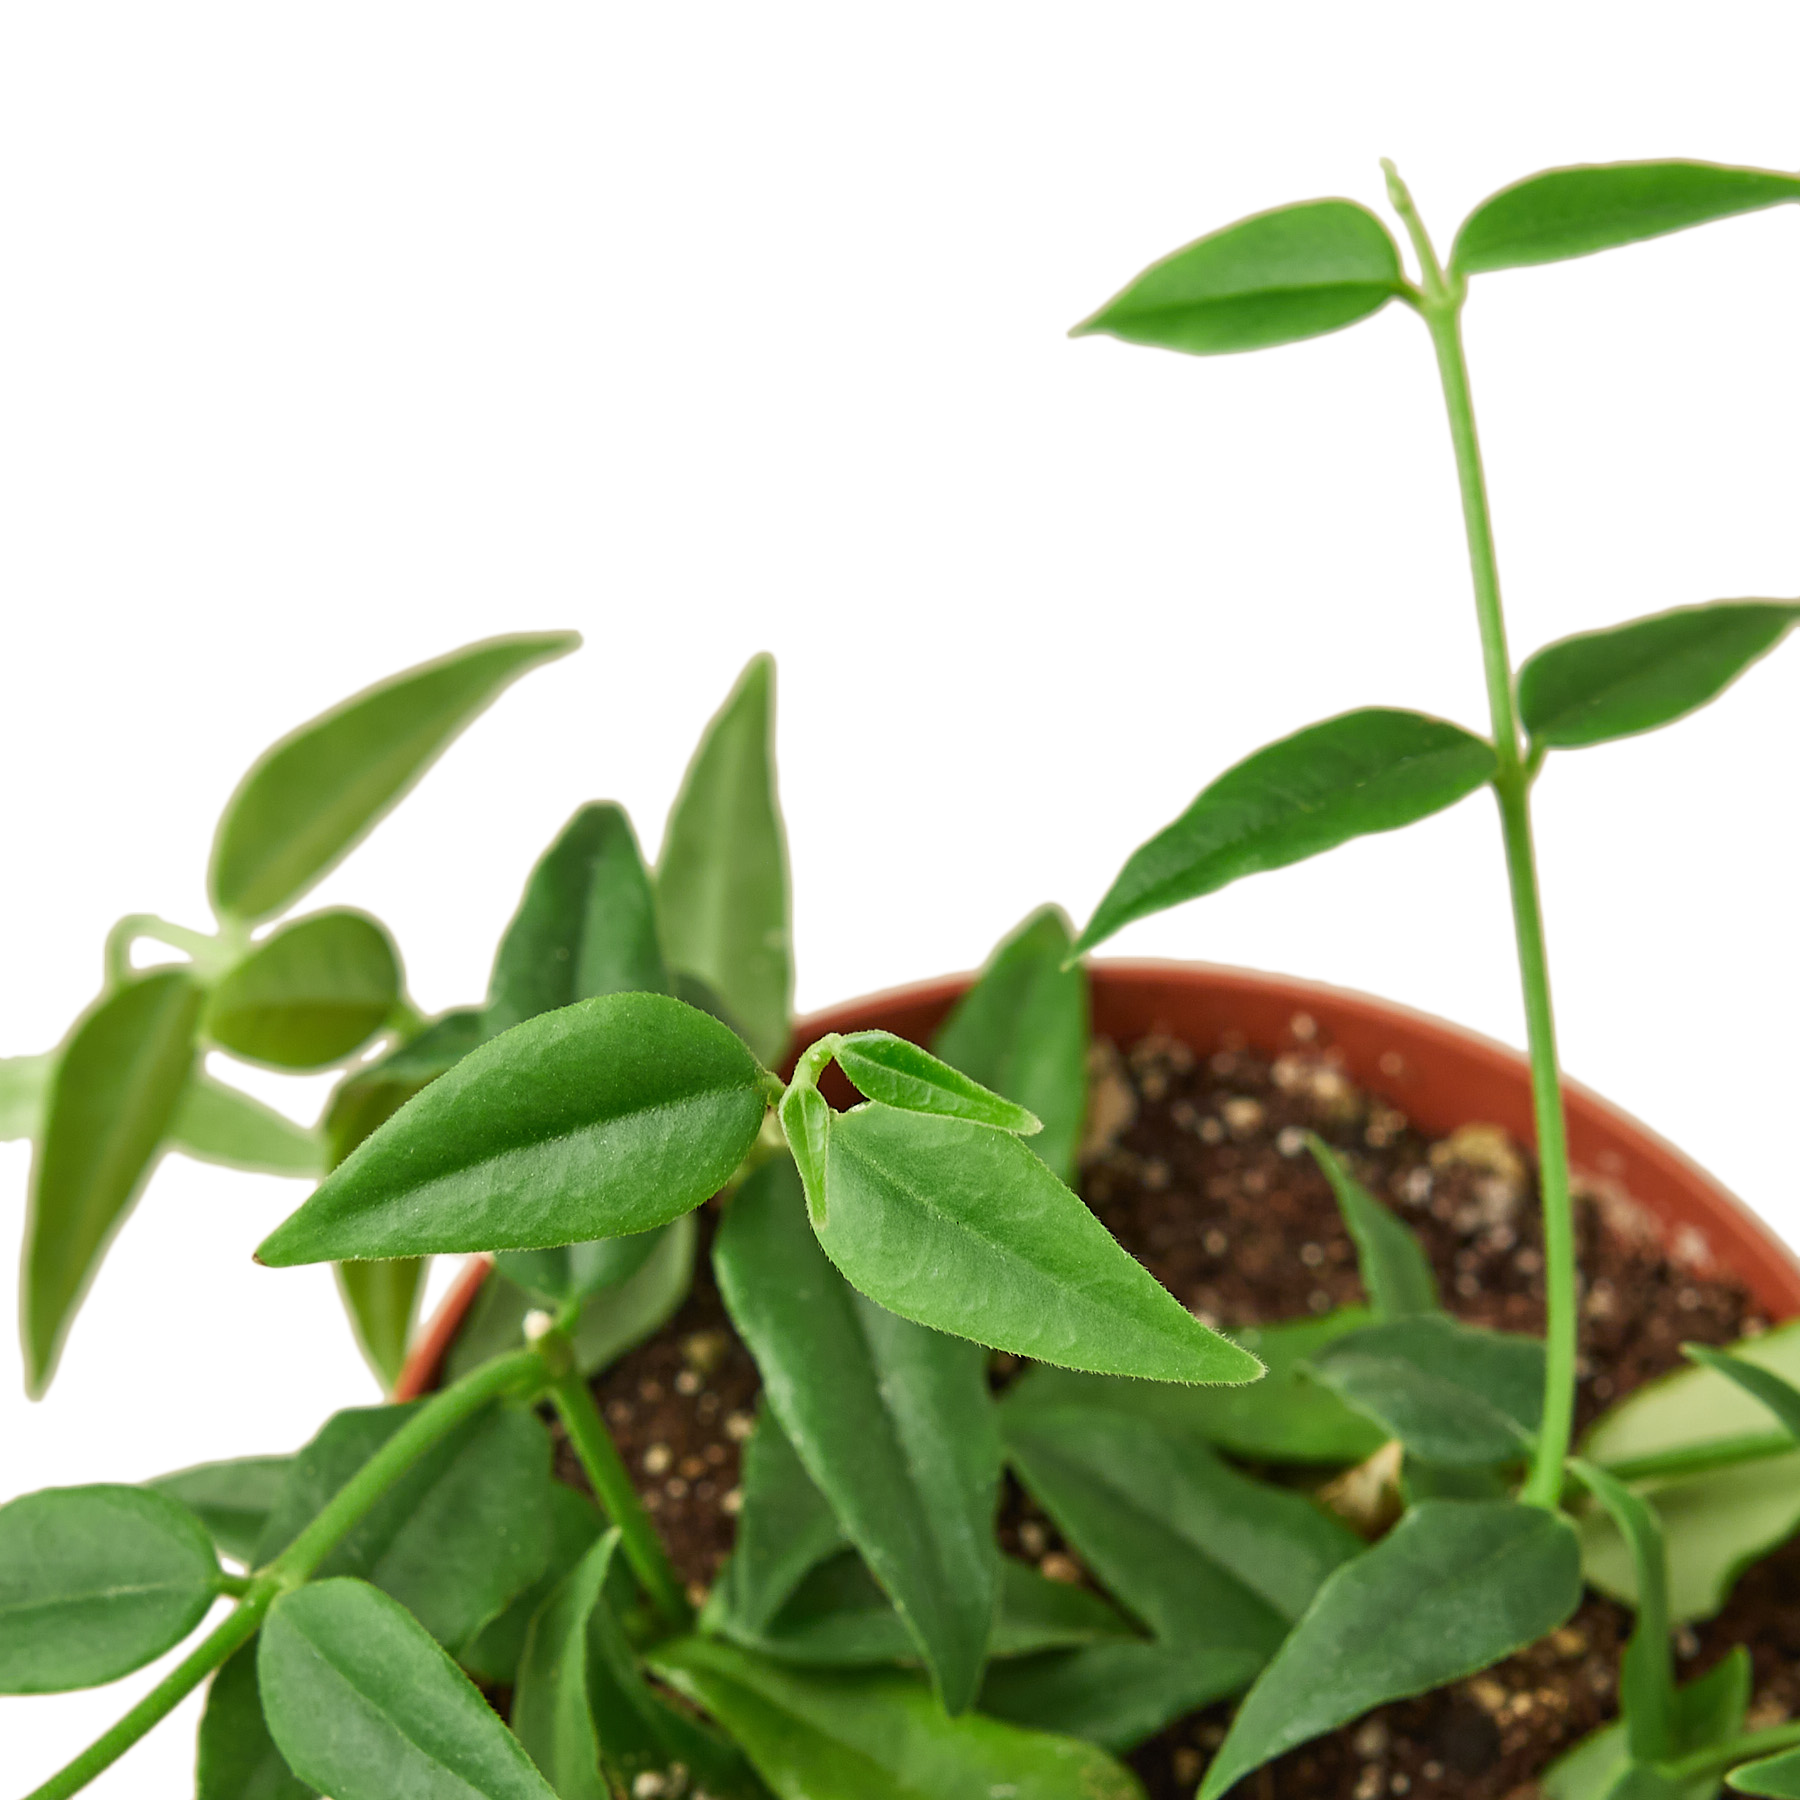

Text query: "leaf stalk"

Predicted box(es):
[102, 914, 242, 989]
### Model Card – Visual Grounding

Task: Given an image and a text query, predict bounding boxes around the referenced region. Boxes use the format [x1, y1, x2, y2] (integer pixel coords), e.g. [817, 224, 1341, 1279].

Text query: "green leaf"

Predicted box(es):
[1403, 1458, 1510, 1503]
[210, 631, 579, 923]
[1576, 1461, 1675, 1766]
[495, 1229, 665, 1308]
[1683, 1344, 1800, 1441]
[198, 1641, 317, 1800]
[930, 906, 1089, 1182]
[1733, 1750, 1800, 1797]
[835, 1030, 1041, 1135]
[1002, 1310, 1385, 1465]
[320, 1010, 487, 1376]
[1003, 1400, 1363, 1636]
[258, 1578, 558, 1800]
[1451, 160, 1800, 276]
[0, 1051, 52, 1141]
[987, 1561, 1136, 1658]
[254, 1401, 554, 1651]
[717, 1549, 1136, 1668]
[1198, 1500, 1582, 1798]
[486, 801, 671, 1035]
[323, 1008, 487, 1169]
[24, 969, 203, 1395]
[167, 1074, 323, 1177]
[148, 1455, 295, 1566]
[672, 968, 748, 1036]
[444, 1211, 696, 1385]
[651, 1635, 1146, 1800]
[986, 1639, 1257, 1759]
[461, 1484, 601, 1689]
[0, 1484, 222, 1692]
[1307, 1134, 1438, 1319]
[1076, 709, 1496, 954]
[1606, 1771, 1692, 1800]
[511, 1531, 648, 1800]
[656, 653, 792, 1066]
[1519, 601, 1800, 752]
[813, 1102, 1261, 1384]
[1581, 1321, 1800, 1620]
[1545, 1648, 1750, 1800]
[715, 1158, 1001, 1713]
[335, 1259, 427, 1393]
[515, 1531, 755, 1799]
[1073, 199, 1407, 355]
[206, 910, 401, 1070]
[1586, 1453, 1800, 1627]
[988, 1399, 1362, 1745]
[258, 993, 769, 1264]
[714, 1404, 851, 1634]
[1306, 1314, 1544, 1464]
[779, 1080, 832, 1222]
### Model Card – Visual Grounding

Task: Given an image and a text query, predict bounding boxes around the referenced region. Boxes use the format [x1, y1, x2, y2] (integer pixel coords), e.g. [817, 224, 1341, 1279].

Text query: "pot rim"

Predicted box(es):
[395, 956, 1800, 1401]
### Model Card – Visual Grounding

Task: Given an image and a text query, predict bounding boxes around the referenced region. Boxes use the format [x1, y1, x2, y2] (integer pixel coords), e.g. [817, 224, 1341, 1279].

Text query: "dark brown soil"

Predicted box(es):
[548, 1013, 1793, 1799]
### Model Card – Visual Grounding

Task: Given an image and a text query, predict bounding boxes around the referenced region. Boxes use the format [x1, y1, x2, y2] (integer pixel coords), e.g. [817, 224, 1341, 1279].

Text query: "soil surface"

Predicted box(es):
[547, 1013, 1795, 1799]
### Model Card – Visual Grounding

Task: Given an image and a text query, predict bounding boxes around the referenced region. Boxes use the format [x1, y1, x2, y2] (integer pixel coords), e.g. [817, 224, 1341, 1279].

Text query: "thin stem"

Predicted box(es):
[549, 1366, 693, 1630]
[1492, 778, 1577, 1509]
[23, 1598, 270, 1800]
[1597, 1428, 1797, 1486]
[1384, 161, 1578, 1511]
[103, 914, 247, 988]
[265, 1346, 546, 1586]
[1664, 1719, 1800, 1780]
[22, 1345, 551, 1800]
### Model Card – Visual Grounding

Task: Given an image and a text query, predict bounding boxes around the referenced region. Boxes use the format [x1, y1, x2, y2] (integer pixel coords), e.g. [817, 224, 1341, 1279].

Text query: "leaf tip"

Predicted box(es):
[1220, 1341, 1269, 1386]
[252, 1223, 306, 1268]
[1066, 918, 1106, 962]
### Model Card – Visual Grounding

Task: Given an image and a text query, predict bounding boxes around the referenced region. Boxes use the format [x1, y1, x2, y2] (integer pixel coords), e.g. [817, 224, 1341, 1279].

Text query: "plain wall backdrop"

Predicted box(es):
[5, 4, 1797, 1790]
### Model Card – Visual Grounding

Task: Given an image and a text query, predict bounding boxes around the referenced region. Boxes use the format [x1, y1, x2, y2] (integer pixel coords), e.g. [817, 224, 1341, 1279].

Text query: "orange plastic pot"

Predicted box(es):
[396, 960, 1800, 1401]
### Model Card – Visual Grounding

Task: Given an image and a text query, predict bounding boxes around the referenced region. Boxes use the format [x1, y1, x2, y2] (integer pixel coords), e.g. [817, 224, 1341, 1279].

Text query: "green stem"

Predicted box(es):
[548, 1365, 693, 1631]
[1385, 161, 1578, 1512]
[1492, 777, 1577, 1510]
[1598, 1429, 1797, 1486]
[22, 1345, 549, 1800]
[1664, 1719, 1800, 1780]
[103, 914, 245, 988]
[263, 1346, 546, 1586]
[23, 1595, 272, 1800]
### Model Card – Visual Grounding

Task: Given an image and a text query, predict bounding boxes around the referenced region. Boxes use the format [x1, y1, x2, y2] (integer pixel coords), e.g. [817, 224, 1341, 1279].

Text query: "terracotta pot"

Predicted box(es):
[396, 959, 1800, 1401]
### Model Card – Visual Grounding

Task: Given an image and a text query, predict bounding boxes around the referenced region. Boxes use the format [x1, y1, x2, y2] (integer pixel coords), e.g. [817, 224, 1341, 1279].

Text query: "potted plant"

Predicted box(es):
[6, 155, 1800, 1800]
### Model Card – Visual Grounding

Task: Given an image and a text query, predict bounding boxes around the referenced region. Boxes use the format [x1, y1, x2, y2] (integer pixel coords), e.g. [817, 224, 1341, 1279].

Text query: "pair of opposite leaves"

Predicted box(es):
[1067, 158, 1800, 957]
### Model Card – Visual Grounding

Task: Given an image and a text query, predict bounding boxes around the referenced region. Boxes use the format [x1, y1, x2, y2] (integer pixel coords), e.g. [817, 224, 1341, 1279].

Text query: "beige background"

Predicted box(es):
[10, 162, 1800, 1792]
